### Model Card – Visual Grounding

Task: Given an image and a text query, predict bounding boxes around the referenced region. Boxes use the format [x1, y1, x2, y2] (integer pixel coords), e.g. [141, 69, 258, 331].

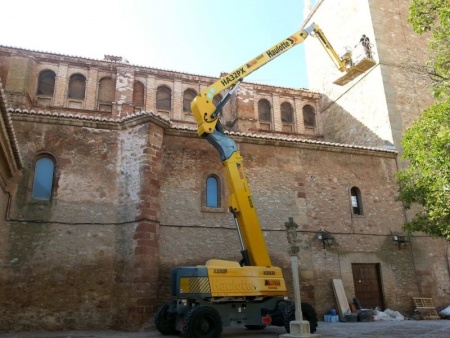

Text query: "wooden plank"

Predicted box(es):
[332, 279, 351, 321]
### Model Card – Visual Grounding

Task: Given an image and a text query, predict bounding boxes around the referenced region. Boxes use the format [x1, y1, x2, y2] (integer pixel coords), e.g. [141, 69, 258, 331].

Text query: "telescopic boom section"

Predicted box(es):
[192, 24, 314, 137]
[189, 23, 361, 267]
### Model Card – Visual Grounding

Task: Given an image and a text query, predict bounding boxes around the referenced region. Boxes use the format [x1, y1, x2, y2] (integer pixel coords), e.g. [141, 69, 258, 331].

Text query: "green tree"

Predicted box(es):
[396, 1, 450, 239]
[408, 0, 450, 98]
[396, 99, 450, 239]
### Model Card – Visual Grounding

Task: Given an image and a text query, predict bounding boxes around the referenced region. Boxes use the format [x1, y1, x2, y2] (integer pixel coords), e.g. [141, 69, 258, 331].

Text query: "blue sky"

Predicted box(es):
[1, 0, 314, 88]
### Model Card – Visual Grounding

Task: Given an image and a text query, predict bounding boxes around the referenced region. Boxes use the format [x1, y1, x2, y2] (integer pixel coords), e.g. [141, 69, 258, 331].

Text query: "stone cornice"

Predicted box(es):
[8, 109, 171, 130]
[164, 127, 397, 158]
[8, 108, 396, 158]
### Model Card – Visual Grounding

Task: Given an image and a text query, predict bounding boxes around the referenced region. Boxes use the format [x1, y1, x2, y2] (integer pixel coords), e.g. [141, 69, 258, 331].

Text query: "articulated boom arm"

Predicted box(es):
[190, 22, 368, 267]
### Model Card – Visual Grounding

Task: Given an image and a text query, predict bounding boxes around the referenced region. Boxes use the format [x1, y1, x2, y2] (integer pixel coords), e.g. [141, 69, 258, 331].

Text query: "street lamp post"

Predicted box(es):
[285, 217, 303, 321]
[280, 217, 322, 338]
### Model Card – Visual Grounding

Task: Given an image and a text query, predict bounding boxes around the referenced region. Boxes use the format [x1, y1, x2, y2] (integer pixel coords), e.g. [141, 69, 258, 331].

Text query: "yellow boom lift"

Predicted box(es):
[155, 23, 375, 338]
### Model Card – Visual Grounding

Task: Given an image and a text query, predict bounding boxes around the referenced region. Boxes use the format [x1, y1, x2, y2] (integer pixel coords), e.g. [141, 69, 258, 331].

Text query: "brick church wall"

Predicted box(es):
[0, 116, 164, 330]
[0, 4, 449, 328]
[157, 130, 422, 315]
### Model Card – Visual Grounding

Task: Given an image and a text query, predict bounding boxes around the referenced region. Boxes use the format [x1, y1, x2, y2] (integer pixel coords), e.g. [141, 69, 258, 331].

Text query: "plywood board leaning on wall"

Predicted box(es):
[332, 279, 351, 321]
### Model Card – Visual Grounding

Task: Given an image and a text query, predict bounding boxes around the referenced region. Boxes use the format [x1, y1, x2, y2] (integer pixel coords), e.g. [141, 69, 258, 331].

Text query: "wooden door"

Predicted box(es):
[352, 263, 385, 310]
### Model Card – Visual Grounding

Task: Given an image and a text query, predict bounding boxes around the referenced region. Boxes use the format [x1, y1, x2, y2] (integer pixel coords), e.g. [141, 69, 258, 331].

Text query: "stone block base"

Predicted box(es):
[279, 320, 323, 338]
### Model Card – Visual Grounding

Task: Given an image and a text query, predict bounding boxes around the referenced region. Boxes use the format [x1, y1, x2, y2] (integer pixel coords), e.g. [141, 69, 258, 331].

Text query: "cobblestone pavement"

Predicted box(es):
[1, 320, 450, 338]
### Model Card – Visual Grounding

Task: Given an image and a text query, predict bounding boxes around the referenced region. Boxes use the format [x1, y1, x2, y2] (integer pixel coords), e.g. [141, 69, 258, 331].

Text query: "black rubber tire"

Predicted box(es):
[155, 303, 180, 335]
[283, 302, 318, 334]
[245, 325, 266, 330]
[183, 305, 223, 338]
[270, 299, 288, 327]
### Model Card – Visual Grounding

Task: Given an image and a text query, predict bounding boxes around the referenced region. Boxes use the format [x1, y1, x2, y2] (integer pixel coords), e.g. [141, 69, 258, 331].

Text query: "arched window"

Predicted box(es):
[183, 89, 197, 113]
[37, 70, 56, 96]
[133, 80, 145, 107]
[281, 101, 294, 132]
[206, 176, 219, 208]
[68, 74, 86, 100]
[32, 157, 55, 199]
[303, 104, 316, 127]
[350, 186, 363, 215]
[281, 102, 294, 123]
[156, 86, 171, 110]
[258, 99, 271, 121]
[258, 99, 272, 130]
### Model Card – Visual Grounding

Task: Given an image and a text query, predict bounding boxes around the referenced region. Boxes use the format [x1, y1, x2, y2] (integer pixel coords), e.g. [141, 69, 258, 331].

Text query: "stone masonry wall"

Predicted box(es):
[303, 0, 450, 309]
[128, 122, 164, 326]
[1, 119, 121, 330]
[304, 0, 434, 150]
[304, 0, 392, 148]
[0, 117, 163, 331]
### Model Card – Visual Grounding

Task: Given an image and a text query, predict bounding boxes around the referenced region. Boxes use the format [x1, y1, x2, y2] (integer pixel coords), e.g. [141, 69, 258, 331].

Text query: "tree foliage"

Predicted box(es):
[396, 99, 450, 239]
[408, 0, 450, 98]
[396, 1, 450, 239]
